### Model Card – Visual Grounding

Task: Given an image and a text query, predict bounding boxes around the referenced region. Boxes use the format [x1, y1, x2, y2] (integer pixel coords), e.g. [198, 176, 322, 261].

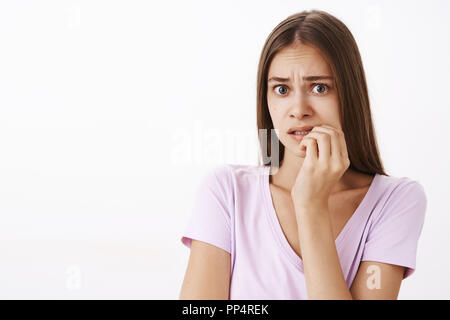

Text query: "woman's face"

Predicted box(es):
[266, 43, 341, 158]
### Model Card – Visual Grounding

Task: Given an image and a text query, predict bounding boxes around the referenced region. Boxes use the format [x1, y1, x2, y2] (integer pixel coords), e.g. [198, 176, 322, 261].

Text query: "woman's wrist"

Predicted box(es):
[293, 201, 329, 219]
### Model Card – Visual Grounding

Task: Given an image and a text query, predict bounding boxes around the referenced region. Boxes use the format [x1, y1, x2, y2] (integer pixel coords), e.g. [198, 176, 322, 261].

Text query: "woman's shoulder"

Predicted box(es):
[206, 163, 266, 180]
[374, 173, 427, 208]
[376, 173, 426, 193]
[200, 163, 266, 192]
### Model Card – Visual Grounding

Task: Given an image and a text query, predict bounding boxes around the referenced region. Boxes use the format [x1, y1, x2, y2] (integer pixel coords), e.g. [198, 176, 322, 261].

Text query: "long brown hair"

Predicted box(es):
[256, 9, 388, 177]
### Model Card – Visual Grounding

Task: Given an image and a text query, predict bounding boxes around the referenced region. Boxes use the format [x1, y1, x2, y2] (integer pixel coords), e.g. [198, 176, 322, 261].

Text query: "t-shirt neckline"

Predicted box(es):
[260, 165, 379, 272]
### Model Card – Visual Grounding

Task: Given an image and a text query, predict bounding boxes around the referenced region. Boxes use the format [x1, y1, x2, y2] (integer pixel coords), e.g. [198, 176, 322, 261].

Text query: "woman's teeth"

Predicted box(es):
[292, 130, 311, 135]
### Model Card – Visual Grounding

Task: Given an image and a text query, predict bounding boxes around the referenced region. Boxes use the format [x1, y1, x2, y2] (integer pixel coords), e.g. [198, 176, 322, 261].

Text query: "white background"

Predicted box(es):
[0, 0, 448, 299]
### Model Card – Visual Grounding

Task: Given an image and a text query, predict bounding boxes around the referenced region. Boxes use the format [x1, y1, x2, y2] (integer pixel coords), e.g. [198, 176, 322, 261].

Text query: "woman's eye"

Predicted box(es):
[274, 85, 288, 95]
[273, 84, 329, 96]
[312, 83, 329, 94]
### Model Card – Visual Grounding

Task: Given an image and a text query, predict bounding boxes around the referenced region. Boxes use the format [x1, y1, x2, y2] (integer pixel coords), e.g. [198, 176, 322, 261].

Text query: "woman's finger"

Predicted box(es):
[311, 125, 341, 158]
[299, 137, 318, 163]
[309, 128, 333, 164]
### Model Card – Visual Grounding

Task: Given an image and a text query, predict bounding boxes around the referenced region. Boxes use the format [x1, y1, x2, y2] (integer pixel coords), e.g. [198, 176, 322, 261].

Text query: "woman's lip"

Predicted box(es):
[288, 132, 310, 141]
[288, 126, 314, 133]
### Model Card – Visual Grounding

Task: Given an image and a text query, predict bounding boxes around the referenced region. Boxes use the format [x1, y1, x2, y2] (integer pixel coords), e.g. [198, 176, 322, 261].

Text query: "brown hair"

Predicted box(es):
[256, 9, 388, 177]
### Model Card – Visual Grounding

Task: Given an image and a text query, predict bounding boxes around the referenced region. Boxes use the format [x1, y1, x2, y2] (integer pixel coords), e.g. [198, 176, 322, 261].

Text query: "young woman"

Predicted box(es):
[179, 9, 427, 300]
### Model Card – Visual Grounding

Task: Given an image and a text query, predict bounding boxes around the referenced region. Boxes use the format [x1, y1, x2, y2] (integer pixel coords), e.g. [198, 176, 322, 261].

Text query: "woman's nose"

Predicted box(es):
[288, 91, 311, 117]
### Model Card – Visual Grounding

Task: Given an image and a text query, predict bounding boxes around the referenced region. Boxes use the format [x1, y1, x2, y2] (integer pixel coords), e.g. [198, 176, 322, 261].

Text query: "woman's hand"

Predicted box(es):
[290, 124, 351, 212]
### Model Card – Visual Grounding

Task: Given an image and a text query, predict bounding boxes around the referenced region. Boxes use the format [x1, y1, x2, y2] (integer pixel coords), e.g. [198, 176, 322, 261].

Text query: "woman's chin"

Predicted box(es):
[286, 146, 305, 158]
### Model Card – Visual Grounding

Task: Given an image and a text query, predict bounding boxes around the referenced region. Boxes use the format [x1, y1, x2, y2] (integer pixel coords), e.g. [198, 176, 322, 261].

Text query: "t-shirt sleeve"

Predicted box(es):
[180, 165, 233, 254]
[361, 180, 427, 279]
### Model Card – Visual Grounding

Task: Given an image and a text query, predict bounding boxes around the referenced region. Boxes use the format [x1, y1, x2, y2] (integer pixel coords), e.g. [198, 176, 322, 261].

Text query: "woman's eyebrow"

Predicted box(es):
[268, 75, 334, 83]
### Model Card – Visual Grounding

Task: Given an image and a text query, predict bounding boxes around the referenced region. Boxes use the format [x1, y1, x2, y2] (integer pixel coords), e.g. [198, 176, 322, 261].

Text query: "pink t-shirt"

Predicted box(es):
[180, 164, 427, 299]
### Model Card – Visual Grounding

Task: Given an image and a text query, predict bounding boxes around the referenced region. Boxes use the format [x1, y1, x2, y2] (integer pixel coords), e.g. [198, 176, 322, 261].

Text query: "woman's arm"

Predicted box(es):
[179, 239, 231, 300]
[295, 204, 353, 299]
[350, 261, 404, 299]
[296, 204, 404, 300]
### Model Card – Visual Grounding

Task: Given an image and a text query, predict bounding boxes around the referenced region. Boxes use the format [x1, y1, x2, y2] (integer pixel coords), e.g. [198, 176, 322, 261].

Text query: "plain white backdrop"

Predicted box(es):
[0, 0, 449, 299]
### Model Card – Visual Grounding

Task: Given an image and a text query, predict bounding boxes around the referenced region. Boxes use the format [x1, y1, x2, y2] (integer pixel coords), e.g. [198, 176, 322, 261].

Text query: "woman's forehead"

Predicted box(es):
[269, 44, 331, 76]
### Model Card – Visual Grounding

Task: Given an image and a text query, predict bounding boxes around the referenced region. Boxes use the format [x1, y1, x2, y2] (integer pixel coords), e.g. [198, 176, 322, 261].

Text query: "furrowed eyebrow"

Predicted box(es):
[267, 75, 334, 83]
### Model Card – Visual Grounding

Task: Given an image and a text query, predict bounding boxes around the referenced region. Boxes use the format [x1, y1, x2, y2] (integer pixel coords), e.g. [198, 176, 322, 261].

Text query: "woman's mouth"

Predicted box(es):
[288, 130, 311, 142]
